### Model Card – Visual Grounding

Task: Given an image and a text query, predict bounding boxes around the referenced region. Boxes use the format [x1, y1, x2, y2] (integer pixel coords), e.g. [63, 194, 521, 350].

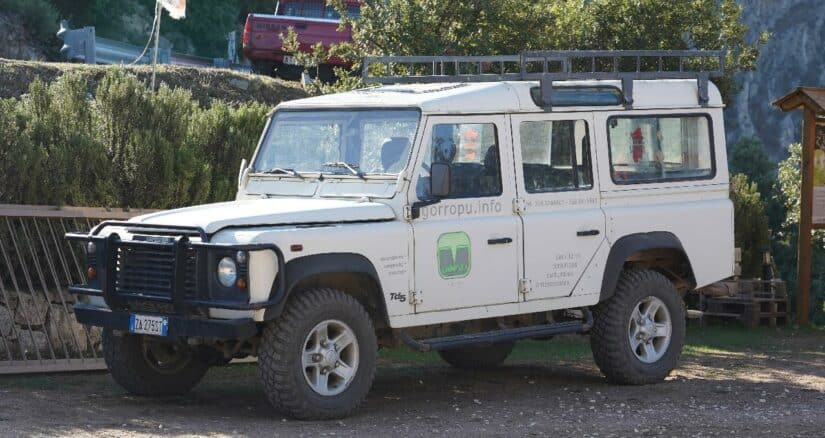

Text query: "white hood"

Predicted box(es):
[131, 198, 397, 234]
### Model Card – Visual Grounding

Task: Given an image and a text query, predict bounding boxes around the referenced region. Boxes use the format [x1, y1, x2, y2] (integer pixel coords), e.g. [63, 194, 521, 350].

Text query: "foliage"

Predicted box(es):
[0, 69, 268, 209]
[0, 0, 60, 44]
[729, 137, 775, 196]
[729, 174, 770, 278]
[777, 143, 805, 229]
[322, 0, 767, 101]
[729, 136, 785, 232]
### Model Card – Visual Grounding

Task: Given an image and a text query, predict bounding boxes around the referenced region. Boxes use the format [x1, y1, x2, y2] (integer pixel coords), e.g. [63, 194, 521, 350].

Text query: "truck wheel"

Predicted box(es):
[102, 330, 210, 396]
[437, 341, 515, 369]
[590, 269, 685, 385]
[259, 288, 378, 420]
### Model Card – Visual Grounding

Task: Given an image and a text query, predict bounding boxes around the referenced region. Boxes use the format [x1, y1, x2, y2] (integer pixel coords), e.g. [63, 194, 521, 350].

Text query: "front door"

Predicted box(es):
[511, 113, 606, 300]
[409, 115, 521, 313]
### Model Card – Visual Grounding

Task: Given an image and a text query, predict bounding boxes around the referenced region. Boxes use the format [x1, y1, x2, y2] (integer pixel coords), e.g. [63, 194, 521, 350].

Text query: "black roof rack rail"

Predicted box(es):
[362, 50, 725, 108]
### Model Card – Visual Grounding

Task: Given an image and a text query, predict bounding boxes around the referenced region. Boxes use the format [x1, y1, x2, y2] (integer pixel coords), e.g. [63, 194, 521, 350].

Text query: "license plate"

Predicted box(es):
[129, 314, 168, 337]
[283, 55, 298, 65]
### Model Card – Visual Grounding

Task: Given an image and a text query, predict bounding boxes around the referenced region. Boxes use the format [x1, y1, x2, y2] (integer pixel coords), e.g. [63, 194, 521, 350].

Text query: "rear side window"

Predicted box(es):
[519, 119, 593, 192]
[608, 115, 714, 184]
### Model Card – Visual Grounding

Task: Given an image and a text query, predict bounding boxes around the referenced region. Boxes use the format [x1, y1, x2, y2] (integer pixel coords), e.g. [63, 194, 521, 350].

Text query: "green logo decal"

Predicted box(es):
[437, 232, 471, 279]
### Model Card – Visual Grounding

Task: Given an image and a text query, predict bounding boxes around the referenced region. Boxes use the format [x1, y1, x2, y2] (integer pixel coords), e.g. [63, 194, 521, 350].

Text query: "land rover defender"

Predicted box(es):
[67, 50, 734, 420]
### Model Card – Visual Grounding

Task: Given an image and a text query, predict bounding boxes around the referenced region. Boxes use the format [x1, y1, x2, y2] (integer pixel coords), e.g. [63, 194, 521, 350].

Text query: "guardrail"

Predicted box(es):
[0, 204, 155, 374]
[58, 21, 250, 72]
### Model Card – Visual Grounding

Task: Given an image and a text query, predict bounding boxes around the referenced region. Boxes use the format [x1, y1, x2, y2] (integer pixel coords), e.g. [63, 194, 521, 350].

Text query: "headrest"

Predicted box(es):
[380, 137, 410, 172]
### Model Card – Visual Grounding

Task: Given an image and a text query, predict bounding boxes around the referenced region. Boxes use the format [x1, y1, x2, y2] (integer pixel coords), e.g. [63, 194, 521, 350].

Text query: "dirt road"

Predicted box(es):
[1, 326, 823, 437]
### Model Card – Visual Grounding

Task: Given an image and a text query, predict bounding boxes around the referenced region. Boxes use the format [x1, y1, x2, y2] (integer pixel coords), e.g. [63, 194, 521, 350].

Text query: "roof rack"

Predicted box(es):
[362, 50, 725, 108]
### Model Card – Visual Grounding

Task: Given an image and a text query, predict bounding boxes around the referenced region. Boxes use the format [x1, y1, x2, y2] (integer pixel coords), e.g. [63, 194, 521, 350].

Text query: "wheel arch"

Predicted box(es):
[264, 253, 389, 328]
[600, 232, 696, 302]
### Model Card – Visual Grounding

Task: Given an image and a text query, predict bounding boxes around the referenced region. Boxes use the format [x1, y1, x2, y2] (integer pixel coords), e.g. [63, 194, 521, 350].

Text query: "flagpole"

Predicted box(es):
[151, 0, 161, 92]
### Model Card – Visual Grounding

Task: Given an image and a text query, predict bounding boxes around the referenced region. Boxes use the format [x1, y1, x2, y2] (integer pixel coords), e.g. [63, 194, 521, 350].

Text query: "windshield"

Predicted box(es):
[253, 109, 420, 176]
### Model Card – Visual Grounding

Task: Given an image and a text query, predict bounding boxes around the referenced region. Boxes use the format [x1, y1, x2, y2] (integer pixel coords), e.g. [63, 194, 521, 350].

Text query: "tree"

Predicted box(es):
[328, 0, 767, 102]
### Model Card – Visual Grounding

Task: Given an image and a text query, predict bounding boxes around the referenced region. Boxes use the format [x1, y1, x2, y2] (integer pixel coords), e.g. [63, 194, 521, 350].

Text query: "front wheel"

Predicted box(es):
[590, 269, 685, 384]
[259, 288, 378, 420]
[102, 330, 210, 396]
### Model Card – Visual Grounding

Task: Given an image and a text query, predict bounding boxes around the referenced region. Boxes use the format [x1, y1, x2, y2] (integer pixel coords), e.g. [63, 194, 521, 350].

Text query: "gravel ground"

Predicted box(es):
[1, 327, 823, 437]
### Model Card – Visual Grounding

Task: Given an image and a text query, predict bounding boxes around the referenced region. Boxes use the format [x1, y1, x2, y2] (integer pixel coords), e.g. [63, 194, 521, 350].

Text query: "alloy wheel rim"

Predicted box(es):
[627, 296, 672, 364]
[301, 319, 359, 396]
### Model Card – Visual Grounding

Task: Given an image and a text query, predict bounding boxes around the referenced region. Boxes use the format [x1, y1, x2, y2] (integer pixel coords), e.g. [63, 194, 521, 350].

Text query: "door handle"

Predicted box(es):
[577, 229, 600, 237]
[487, 237, 513, 245]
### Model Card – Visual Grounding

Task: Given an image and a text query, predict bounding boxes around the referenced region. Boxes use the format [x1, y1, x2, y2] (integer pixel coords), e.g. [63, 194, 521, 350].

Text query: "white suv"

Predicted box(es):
[67, 51, 734, 420]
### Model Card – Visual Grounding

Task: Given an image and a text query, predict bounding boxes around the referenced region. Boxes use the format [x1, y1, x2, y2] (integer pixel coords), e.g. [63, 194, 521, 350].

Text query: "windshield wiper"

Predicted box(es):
[322, 161, 365, 179]
[260, 167, 305, 179]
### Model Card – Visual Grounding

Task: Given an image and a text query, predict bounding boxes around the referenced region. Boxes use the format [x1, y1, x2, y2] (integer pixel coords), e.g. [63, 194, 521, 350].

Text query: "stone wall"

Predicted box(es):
[0, 288, 101, 361]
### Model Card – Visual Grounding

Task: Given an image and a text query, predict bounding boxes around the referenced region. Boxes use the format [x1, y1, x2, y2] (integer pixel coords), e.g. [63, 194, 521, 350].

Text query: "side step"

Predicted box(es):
[399, 310, 593, 352]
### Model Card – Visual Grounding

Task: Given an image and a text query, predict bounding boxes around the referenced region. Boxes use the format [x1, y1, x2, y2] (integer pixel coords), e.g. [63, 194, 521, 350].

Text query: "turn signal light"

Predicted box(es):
[236, 278, 247, 290]
[86, 266, 97, 280]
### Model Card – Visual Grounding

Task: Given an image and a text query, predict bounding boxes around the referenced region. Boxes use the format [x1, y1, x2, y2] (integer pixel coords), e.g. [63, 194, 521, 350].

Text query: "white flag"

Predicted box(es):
[158, 0, 186, 20]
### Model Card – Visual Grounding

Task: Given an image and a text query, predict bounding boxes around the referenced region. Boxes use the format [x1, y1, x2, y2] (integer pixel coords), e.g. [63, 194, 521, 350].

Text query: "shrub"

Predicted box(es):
[729, 174, 770, 278]
[0, 68, 269, 209]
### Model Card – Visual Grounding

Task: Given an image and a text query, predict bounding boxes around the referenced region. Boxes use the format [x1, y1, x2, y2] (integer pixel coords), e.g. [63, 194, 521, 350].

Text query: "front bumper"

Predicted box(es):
[66, 221, 285, 340]
[74, 303, 258, 339]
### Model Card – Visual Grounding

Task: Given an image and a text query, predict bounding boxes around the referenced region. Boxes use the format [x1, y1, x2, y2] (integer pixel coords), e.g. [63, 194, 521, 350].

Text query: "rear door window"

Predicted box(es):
[607, 115, 714, 183]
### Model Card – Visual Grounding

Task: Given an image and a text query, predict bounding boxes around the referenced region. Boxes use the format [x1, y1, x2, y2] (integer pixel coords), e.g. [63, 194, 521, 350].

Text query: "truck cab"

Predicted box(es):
[67, 50, 734, 420]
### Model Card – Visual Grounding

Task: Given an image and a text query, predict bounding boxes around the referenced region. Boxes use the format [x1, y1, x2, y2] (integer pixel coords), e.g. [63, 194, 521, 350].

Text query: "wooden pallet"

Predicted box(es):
[698, 280, 789, 328]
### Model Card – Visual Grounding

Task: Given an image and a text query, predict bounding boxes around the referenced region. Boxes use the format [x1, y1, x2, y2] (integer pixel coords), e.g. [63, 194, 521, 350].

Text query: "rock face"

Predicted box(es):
[726, 0, 825, 158]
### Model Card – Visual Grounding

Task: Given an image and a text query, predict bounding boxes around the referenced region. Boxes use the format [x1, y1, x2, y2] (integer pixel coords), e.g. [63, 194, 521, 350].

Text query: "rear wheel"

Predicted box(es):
[438, 341, 515, 369]
[259, 288, 377, 420]
[590, 269, 685, 384]
[102, 330, 210, 396]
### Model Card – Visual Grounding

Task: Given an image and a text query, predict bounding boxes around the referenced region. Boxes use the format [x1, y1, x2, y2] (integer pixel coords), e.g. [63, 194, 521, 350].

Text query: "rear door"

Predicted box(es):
[511, 113, 606, 300]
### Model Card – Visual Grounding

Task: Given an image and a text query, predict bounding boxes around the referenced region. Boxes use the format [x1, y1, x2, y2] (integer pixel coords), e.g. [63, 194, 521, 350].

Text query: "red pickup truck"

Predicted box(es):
[242, 0, 360, 81]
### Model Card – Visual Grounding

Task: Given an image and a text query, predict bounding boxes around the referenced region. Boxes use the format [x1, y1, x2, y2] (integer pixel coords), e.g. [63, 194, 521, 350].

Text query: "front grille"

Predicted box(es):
[114, 241, 198, 300]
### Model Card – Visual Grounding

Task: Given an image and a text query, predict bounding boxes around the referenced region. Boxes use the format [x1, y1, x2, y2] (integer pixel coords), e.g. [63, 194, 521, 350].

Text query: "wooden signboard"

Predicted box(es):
[814, 124, 825, 225]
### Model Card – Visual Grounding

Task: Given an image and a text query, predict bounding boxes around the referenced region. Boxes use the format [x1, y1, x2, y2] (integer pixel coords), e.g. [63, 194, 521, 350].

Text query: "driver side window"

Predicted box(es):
[417, 123, 502, 199]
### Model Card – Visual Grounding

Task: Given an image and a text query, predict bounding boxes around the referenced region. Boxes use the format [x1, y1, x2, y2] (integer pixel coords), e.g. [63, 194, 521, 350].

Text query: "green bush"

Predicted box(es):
[0, 68, 268, 209]
[729, 174, 770, 278]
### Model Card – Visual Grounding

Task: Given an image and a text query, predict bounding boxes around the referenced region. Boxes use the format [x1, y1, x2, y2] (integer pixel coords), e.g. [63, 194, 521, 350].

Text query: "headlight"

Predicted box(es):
[86, 241, 96, 254]
[217, 257, 237, 287]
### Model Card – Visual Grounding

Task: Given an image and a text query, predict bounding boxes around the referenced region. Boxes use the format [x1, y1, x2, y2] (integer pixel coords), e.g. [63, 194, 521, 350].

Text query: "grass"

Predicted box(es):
[381, 323, 824, 365]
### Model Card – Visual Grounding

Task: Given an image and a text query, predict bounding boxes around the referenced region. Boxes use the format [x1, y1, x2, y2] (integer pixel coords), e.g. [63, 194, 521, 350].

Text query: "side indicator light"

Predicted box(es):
[290, 244, 303, 252]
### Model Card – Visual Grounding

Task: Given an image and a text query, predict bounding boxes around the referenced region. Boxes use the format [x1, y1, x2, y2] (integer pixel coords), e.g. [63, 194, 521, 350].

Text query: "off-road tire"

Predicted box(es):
[102, 330, 210, 396]
[437, 341, 515, 369]
[259, 288, 378, 420]
[590, 269, 686, 385]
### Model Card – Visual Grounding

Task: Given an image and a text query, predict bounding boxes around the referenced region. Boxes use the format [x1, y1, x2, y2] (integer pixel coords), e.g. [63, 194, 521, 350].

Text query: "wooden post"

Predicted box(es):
[797, 108, 816, 326]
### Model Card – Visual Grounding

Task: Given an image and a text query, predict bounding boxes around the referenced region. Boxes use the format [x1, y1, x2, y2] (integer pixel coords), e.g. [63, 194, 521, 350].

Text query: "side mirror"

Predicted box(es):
[430, 162, 451, 198]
